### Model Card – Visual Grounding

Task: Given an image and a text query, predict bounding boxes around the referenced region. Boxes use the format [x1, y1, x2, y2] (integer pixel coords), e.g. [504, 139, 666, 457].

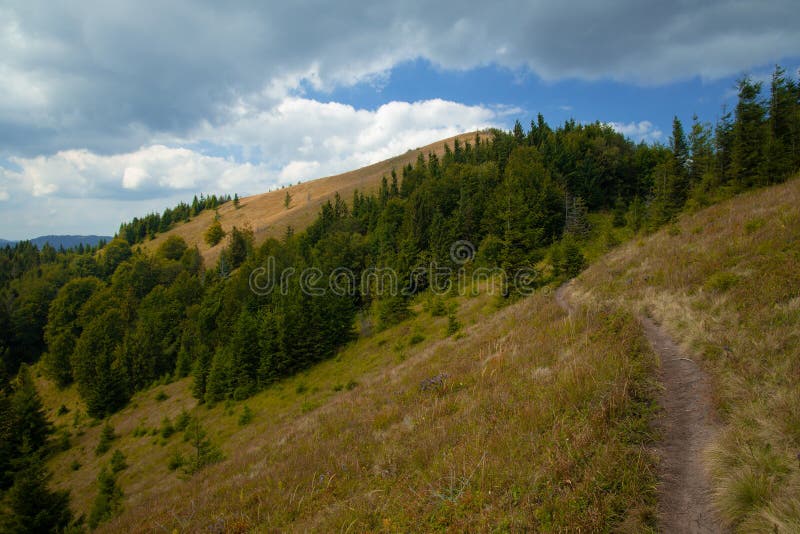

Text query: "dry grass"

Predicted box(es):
[42, 284, 659, 532]
[138, 132, 485, 267]
[572, 175, 800, 532]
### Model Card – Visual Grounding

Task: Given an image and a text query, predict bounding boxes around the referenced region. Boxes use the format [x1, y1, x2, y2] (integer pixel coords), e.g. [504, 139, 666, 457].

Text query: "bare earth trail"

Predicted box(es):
[554, 284, 725, 533]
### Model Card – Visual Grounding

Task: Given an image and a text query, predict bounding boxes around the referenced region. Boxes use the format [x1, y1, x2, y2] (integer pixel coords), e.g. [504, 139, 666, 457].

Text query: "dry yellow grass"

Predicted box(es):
[138, 132, 485, 266]
[43, 284, 659, 532]
[572, 176, 800, 532]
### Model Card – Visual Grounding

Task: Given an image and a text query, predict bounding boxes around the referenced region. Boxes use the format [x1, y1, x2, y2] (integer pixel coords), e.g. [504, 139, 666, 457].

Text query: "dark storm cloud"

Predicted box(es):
[1, 0, 798, 157]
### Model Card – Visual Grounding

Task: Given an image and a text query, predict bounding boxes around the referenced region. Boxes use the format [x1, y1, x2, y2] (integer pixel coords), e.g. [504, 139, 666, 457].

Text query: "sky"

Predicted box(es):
[1, 1, 799, 240]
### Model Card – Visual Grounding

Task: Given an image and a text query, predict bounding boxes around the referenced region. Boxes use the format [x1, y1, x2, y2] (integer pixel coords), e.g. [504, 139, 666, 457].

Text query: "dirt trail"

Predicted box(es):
[554, 284, 724, 533]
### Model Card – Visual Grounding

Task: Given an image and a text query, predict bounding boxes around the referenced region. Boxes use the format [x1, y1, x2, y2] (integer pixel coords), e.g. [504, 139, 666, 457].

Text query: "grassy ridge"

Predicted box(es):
[573, 176, 800, 531]
[41, 283, 659, 531]
[137, 132, 484, 267]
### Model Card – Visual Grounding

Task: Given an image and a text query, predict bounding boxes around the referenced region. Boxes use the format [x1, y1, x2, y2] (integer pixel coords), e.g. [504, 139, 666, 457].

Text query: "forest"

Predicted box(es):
[1, 66, 799, 530]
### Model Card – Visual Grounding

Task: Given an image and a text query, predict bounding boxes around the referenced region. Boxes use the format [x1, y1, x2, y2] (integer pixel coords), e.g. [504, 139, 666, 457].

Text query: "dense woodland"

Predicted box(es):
[1, 66, 799, 530]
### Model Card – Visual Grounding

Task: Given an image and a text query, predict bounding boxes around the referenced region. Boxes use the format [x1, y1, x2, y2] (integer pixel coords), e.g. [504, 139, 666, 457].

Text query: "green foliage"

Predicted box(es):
[238, 405, 254, 426]
[446, 312, 461, 336]
[42, 276, 104, 386]
[110, 449, 128, 473]
[204, 219, 226, 247]
[0, 451, 72, 533]
[155, 235, 188, 261]
[182, 417, 223, 474]
[559, 237, 586, 278]
[154, 390, 168, 401]
[95, 421, 116, 456]
[284, 190, 292, 209]
[409, 333, 426, 345]
[160, 416, 175, 439]
[167, 449, 185, 471]
[88, 466, 123, 529]
[174, 409, 192, 432]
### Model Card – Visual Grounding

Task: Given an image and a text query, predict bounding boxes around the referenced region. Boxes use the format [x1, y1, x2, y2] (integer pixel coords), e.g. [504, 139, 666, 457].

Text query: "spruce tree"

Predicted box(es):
[1, 450, 72, 533]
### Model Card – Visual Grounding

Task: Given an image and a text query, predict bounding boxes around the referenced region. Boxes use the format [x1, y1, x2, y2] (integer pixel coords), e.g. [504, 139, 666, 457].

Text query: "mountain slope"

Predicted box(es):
[41, 283, 659, 532]
[139, 131, 485, 266]
[571, 176, 800, 531]
[37, 173, 800, 531]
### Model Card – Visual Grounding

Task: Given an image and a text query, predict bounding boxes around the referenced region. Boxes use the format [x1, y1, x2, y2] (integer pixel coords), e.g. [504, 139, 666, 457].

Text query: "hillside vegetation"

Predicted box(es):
[571, 176, 800, 531]
[39, 283, 659, 532]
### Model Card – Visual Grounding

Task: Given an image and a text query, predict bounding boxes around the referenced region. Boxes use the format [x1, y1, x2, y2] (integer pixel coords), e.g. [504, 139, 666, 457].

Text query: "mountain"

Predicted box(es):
[138, 131, 486, 266]
[0, 235, 111, 249]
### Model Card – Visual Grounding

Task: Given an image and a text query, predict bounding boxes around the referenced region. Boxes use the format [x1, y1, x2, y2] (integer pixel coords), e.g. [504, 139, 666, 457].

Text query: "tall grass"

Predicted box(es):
[44, 284, 660, 531]
[574, 176, 800, 531]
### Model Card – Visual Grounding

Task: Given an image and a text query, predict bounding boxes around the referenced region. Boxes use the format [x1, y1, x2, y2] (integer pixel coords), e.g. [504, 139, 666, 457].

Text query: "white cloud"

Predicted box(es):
[607, 120, 664, 143]
[1, 1, 797, 157]
[0, 97, 499, 238]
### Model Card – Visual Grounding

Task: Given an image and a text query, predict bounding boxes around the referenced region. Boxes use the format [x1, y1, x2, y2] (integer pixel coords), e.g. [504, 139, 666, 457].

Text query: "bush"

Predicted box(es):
[167, 449, 185, 471]
[447, 312, 461, 336]
[95, 421, 116, 456]
[238, 406, 254, 426]
[160, 417, 175, 439]
[110, 450, 127, 473]
[174, 409, 191, 432]
[155, 390, 169, 402]
[409, 333, 425, 345]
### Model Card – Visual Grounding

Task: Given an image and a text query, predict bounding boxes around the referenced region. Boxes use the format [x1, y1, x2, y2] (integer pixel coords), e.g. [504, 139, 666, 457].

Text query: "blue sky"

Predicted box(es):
[1, 1, 799, 239]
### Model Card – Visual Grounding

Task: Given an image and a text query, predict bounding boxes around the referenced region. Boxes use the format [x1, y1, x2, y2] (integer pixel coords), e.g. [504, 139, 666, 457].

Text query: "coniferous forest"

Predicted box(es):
[1, 67, 800, 530]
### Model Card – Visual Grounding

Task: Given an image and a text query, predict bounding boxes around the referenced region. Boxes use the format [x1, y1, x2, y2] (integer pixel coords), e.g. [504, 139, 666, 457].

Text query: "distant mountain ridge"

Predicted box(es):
[0, 235, 111, 249]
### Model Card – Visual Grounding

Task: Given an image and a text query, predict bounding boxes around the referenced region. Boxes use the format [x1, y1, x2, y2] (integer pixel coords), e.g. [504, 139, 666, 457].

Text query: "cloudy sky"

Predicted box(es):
[1, 1, 799, 240]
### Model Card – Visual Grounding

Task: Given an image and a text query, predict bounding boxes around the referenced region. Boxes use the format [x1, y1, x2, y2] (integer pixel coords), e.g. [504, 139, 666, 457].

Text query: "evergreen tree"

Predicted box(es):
[731, 76, 768, 187]
[10, 364, 53, 455]
[204, 219, 226, 247]
[1, 450, 72, 533]
[88, 466, 123, 529]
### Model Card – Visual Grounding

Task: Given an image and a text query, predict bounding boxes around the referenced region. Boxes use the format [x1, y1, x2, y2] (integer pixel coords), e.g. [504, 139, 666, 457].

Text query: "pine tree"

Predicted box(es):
[731, 76, 768, 187]
[10, 363, 53, 454]
[1, 450, 72, 533]
[284, 190, 292, 209]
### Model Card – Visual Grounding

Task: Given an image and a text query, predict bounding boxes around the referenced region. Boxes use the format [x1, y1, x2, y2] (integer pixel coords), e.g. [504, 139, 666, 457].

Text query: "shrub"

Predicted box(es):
[167, 450, 185, 471]
[95, 421, 116, 456]
[110, 450, 128, 473]
[155, 390, 169, 402]
[160, 417, 175, 439]
[447, 312, 461, 336]
[238, 406, 253, 426]
[174, 409, 191, 432]
[409, 333, 425, 345]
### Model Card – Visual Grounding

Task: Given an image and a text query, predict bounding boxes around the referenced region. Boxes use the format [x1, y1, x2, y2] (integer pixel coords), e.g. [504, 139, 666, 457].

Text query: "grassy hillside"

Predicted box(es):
[138, 132, 484, 267]
[571, 176, 800, 531]
[39, 280, 659, 532]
